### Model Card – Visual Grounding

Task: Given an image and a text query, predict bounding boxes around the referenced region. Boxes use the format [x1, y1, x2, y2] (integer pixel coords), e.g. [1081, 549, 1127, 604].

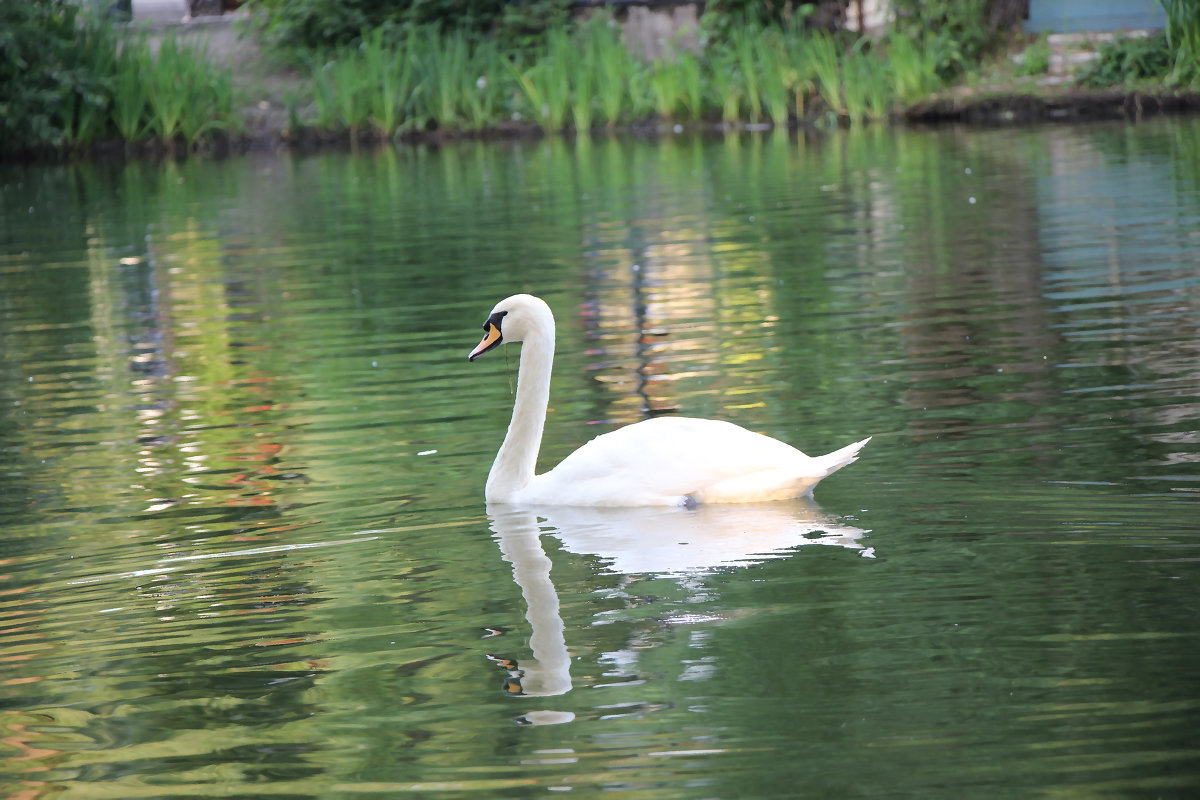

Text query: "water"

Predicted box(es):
[2, 119, 1199, 798]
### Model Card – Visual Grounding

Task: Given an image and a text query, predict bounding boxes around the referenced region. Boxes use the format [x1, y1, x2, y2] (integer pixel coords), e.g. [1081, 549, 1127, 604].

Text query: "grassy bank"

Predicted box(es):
[286, 18, 1200, 143]
[295, 18, 945, 139]
[4, 2, 1199, 159]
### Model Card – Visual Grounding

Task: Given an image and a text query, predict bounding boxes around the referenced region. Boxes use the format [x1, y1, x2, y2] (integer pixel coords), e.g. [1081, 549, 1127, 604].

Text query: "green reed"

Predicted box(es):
[648, 59, 682, 119]
[782, 34, 818, 121]
[807, 31, 845, 118]
[359, 27, 413, 137]
[137, 34, 234, 144]
[677, 51, 704, 121]
[301, 18, 934, 139]
[728, 27, 763, 123]
[706, 46, 744, 124]
[112, 39, 152, 141]
[509, 28, 573, 132]
[886, 31, 942, 104]
[463, 39, 504, 130]
[843, 41, 892, 122]
[314, 55, 372, 133]
[564, 30, 597, 133]
[421, 29, 475, 129]
[310, 26, 505, 136]
[1162, 0, 1200, 84]
[756, 29, 791, 126]
[52, 16, 962, 152]
[578, 17, 639, 128]
[63, 22, 120, 145]
[146, 38, 189, 139]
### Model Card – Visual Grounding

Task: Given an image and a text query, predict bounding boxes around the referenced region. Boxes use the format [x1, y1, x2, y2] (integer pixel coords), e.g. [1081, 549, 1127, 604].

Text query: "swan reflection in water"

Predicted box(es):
[485, 501, 872, 725]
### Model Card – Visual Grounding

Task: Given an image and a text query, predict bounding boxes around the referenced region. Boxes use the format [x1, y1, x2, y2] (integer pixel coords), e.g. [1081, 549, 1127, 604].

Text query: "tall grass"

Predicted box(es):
[64, 23, 120, 146]
[648, 59, 686, 120]
[360, 27, 413, 137]
[708, 48, 745, 124]
[756, 29, 792, 126]
[842, 44, 892, 122]
[13, 11, 973, 155]
[112, 39, 152, 142]
[463, 39, 504, 129]
[580, 18, 635, 128]
[300, 18, 945, 140]
[28, 19, 236, 151]
[508, 30, 573, 133]
[145, 36, 234, 144]
[730, 27, 762, 123]
[313, 56, 372, 133]
[569, 36, 597, 133]
[311, 25, 508, 137]
[783, 35, 819, 121]
[1162, 0, 1200, 84]
[808, 31, 844, 118]
[423, 29, 471, 129]
[887, 31, 943, 104]
[677, 51, 705, 121]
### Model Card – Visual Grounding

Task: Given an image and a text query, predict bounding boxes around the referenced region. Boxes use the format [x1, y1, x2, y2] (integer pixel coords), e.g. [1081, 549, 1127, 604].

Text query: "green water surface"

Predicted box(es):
[2, 120, 1199, 799]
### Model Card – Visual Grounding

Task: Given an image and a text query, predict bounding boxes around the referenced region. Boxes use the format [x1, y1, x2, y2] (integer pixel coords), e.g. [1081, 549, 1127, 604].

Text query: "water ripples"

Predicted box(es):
[3, 121, 1199, 798]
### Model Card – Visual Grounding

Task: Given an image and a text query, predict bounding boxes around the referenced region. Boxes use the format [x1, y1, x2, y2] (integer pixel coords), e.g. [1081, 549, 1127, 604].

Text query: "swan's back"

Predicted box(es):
[521, 416, 867, 507]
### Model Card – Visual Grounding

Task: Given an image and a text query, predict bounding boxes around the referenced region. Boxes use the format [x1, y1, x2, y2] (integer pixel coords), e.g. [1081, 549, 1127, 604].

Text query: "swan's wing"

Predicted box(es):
[532, 417, 813, 505]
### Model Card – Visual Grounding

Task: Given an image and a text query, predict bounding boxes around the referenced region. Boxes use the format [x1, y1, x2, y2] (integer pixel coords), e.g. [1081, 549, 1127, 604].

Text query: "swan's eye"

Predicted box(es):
[485, 310, 508, 332]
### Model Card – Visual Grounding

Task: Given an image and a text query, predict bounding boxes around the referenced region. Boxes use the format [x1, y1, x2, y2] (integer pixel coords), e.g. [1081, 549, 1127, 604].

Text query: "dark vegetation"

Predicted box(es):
[1, 0, 233, 155]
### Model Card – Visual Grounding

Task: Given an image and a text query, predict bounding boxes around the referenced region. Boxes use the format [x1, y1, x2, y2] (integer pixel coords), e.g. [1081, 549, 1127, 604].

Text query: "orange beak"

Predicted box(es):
[469, 323, 503, 361]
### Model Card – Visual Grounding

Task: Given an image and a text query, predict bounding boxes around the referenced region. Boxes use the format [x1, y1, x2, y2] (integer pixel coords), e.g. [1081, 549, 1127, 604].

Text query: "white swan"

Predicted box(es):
[469, 294, 870, 507]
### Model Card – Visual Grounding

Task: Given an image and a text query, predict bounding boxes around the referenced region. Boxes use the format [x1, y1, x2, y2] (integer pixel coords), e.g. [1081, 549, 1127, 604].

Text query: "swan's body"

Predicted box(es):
[469, 294, 870, 507]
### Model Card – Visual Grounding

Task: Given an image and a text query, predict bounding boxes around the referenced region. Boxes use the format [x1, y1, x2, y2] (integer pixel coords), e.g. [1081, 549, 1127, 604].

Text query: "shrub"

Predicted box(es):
[702, 0, 815, 42]
[249, 0, 572, 53]
[890, 0, 991, 78]
[494, 0, 573, 57]
[1077, 33, 1172, 87]
[0, 1, 235, 154]
[1015, 35, 1051, 77]
[0, 0, 112, 151]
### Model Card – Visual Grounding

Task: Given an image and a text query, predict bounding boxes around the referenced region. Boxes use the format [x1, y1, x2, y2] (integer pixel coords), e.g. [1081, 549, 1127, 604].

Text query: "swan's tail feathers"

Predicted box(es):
[812, 436, 872, 478]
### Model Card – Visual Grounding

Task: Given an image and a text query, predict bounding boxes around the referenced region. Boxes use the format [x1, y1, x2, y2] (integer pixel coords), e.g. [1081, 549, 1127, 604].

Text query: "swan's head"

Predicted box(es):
[468, 294, 554, 361]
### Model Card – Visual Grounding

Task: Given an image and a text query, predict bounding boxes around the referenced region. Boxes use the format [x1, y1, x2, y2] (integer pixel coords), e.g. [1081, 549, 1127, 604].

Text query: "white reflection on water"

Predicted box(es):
[486, 501, 870, 723]
[539, 501, 873, 574]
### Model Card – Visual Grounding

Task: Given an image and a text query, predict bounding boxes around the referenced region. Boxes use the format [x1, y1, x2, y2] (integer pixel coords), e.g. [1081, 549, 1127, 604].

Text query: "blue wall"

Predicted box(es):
[1026, 0, 1166, 32]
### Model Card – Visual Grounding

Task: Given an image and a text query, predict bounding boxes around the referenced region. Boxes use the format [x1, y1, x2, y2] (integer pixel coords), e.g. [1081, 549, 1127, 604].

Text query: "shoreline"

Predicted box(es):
[7, 13, 1199, 164]
[12, 87, 1195, 164]
[903, 87, 1200, 125]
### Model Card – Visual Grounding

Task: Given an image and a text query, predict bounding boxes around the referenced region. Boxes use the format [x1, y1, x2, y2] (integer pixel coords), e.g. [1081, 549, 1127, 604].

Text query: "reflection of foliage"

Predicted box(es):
[1172, 117, 1200, 191]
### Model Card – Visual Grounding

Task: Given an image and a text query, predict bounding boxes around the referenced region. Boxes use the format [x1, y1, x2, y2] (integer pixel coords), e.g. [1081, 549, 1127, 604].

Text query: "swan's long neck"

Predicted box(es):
[486, 320, 554, 502]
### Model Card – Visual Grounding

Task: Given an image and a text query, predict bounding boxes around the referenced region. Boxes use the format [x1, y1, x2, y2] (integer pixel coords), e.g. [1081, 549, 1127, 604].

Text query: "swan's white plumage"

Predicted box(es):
[469, 294, 869, 507]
